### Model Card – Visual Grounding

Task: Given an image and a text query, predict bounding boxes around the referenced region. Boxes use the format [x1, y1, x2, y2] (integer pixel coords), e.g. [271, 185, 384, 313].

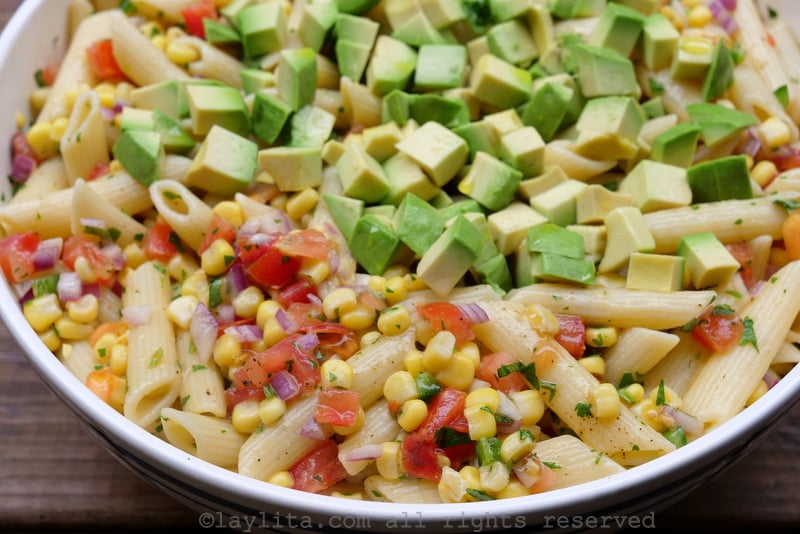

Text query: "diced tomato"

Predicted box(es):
[277, 278, 318, 306]
[142, 220, 181, 263]
[39, 63, 60, 87]
[289, 438, 348, 493]
[85, 368, 124, 410]
[440, 442, 476, 470]
[476, 351, 528, 394]
[182, 0, 218, 39]
[232, 334, 320, 393]
[726, 241, 757, 288]
[401, 433, 441, 481]
[276, 229, 330, 260]
[85, 39, 126, 81]
[417, 302, 475, 345]
[315, 388, 360, 427]
[62, 235, 115, 285]
[782, 211, 800, 262]
[554, 314, 586, 358]
[0, 231, 41, 283]
[235, 233, 276, 265]
[223, 385, 265, 412]
[445, 414, 470, 435]
[691, 307, 744, 353]
[245, 245, 302, 289]
[416, 387, 467, 438]
[198, 213, 238, 256]
[86, 161, 110, 181]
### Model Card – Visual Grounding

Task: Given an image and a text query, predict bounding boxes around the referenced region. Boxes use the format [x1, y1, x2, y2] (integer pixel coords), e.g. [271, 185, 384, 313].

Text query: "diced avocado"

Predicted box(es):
[527, 223, 585, 260]
[489, 0, 531, 21]
[618, 160, 692, 213]
[686, 155, 753, 203]
[184, 125, 257, 195]
[349, 214, 405, 276]
[460, 211, 500, 265]
[237, 1, 287, 58]
[203, 18, 241, 47]
[458, 152, 522, 211]
[573, 43, 641, 99]
[588, 2, 645, 58]
[390, 10, 450, 47]
[381, 90, 412, 125]
[414, 44, 468, 90]
[530, 252, 596, 286]
[567, 223, 606, 262]
[130, 79, 221, 120]
[440, 87, 480, 122]
[366, 36, 418, 97]
[288, 105, 336, 149]
[185, 84, 249, 137]
[416, 215, 483, 295]
[521, 80, 579, 141]
[258, 146, 322, 192]
[322, 139, 346, 165]
[575, 95, 645, 161]
[641, 96, 666, 119]
[119, 107, 154, 131]
[517, 165, 569, 201]
[483, 108, 524, 137]
[650, 122, 701, 168]
[529, 178, 588, 227]
[597, 206, 655, 273]
[677, 232, 740, 289]
[382, 152, 440, 205]
[322, 193, 364, 241]
[336, 0, 381, 14]
[670, 36, 713, 80]
[438, 198, 483, 221]
[611, 0, 660, 15]
[362, 122, 403, 162]
[469, 54, 532, 109]
[498, 126, 545, 177]
[393, 193, 446, 256]
[549, 0, 605, 18]
[641, 13, 680, 71]
[488, 201, 548, 256]
[335, 14, 380, 81]
[466, 35, 490, 67]
[514, 239, 536, 287]
[251, 90, 293, 144]
[298, 1, 339, 52]
[396, 121, 469, 186]
[336, 40, 374, 83]
[473, 252, 513, 294]
[152, 109, 196, 155]
[527, 3, 556, 55]
[335, 142, 391, 202]
[220, 0, 257, 26]
[702, 39, 735, 102]
[685, 102, 758, 147]
[429, 188, 454, 208]
[277, 48, 318, 111]
[625, 252, 685, 292]
[240, 68, 275, 95]
[575, 184, 634, 224]
[419, 0, 466, 28]
[409, 94, 470, 128]
[383, 0, 421, 29]
[486, 19, 539, 68]
[453, 120, 499, 159]
[364, 204, 396, 219]
[112, 130, 164, 186]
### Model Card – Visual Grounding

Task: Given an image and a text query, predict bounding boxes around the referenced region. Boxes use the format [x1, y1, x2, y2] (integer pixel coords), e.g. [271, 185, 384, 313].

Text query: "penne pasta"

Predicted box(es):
[70, 178, 149, 247]
[363, 476, 442, 504]
[175, 329, 227, 418]
[602, 327, 680, 389]
[59, 340, 98, 385]
[337, 399, 400, 476]
[7, 157, 70, 205]
[60, 90, 110, 185]
[160, 407, 246, 468]
[149, 179, 213, 251]
[534, 435, 625, 490]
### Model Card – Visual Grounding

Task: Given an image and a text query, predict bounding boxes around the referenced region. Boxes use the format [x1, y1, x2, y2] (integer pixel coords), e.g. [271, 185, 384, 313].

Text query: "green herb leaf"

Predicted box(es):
[575, 401, 593, 418]
[740, 316, 758, 352]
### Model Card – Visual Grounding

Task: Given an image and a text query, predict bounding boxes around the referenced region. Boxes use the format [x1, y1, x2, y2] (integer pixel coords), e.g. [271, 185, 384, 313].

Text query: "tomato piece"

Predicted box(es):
[726, 241, 757, 288]
[445, 415, 470, 435]
[245, 245, 302, 289]
[85, 39, 125, 81]
[85, 368, 123, 409]
[416, 387, 466, 438]
[235, 233, 277, 265]
[401, 433, 441, 481]
[276, 229, 330, 260]
[691, 308, 744, 353]
[441, 442, 475, 470]
[315, 389, 360, 427]
[278, 278, 318, 306]
[39, 63, 60, 87]
[62, 235, 115, 286]
[86, 161, 110, 181]
[0, 231, 41, 283]
[782, 211, 800, 262]
[554, 314, 586, 358]
[417, 302, 474, 345]
[223, 385, 265, 413]
[232, 334, 320, 392]
[476, 351, 527, 394]
[142, 220, 181, 263]
[182, 0, 218, 39]
[197, 213, 238, 256]
[289, 438, 348, 493]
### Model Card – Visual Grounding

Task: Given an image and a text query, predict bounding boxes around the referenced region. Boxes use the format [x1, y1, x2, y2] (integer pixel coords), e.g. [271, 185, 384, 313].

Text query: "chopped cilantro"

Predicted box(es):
[662, 426, 687, 448]
[575, 401, 593, 418]
[466, 488, 494, 501]
[148, 347, 164, 368]
[655, 379, 666, 406]
[740, 316, 758, 352]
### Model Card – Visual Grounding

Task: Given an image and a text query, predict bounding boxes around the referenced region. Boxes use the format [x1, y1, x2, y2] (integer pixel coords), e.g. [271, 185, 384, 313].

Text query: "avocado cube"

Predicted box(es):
[469, 54, 532, 109]
[393, 193, 445, 256]
[251, 90, 293, 144]
[612, 0, 660, 14]
[498, 126, 545, 177]
[335, 14, 379, 80]
[349, 214, 404, 276]
[670, 36, 713, 80]
[258, 146, 322, 192]
[416, 215, 483, 295]
[130, 79, 222, 120]
[487, 19, 539, 68]
[382, 152, 439, 205]
[185, 125, 257, 196]
[366, 36, 418, 97]
[203, 18, 241, 47]
[240, 68, 275, 95]
[220, 0, 257, 26]
[381, 90, 412, 126]
[119, 107, 154, 131]
[336, 40, 374, 83]
[642, 13, 680, 71]
[396, 121, 469, 187]
[597, 206, 655, 273]
[626, 252, 685, 292]
[335, 143, 391, 202]
[529, 179, 588, 227]
[641, 96, 666, 119]
[685, 102, 757, 148]
[185, 84, 249, 137]
[575, 184, 633, 224]
[618, 160, 692, 213]
[483, 108, 524, 138]
[414, 44, 468, 91]
[588, 2, 645, 58]
[549, 0, 605, 18]
[527, 3, 555, 54]
[336, 0, 381, 14]
[365, 204, 396, 219]
[459, 211, 499, 264]
[650, 122, 701, 168]
[573, 43, 641, 99]
[438, 198, 483, 222]
[677, 232, 740, 289]
[289, 105, 336, 149]
[686, 155, 753, 203]
[390, 11, 449, 47]
[238, 1, 287, 58]
[152, 109, 196, 155]
[488, 202, 548, 256]
[112, 130, 164, 186]
[322, 193, 364, 241]
[567, 223, 606, 262]
[362, 122, 403, 162]
[298, 1, 339, 52]
[530, 252, 596, 286]
[457, 152, 522, 211]
[575, 95, 645, 161]
[419, 0, 466, 28]
[453, 120, 499, 160]
[521, 80, 577, 142]
[277, 48, 318, 111]
[702, 39, 735, 102]
[408, 94, 470, 129]
[527, 223, 585, 260]
[517, 165, 569, 201]
[473, 252, 513, 294]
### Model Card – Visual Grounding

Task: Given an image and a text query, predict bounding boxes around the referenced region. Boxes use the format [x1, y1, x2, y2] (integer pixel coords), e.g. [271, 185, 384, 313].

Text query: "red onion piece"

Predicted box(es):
[18, 286, 34, 306]
[80, 217, 107, 231]
[226, 263, 247, 296]
[191, 302, 218, 361]
[328, 249, 340, 275]
[32, 237, 63, 271]
[343, 444, 384, 462]
[299, 416, 327, 440]
[458, 302, 490, 325]
[270, 370, 301, 400]
[11, 153, 36, 183]
[512, 455, 540, 487]
[763, 368, 781, 389]
[122, 304, 153, 326]
[274, 308, 297, 333]
[661, 405, 704, 435]
[720, 0, 737, 10]
[294, 331, 320, 352]
[101, 243, 126, 271]
[82, 283, 101, 299]
[224, 324, 263, 343]
[215, 304, 236, 325]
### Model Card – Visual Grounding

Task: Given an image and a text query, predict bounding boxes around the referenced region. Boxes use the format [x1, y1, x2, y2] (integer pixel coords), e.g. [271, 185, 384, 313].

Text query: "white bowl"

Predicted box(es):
[2, 1, 800, 532]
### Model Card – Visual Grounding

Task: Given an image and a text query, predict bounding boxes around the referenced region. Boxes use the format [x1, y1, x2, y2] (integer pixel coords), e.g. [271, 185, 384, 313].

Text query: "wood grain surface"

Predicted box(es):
[1, 1, 799, 532]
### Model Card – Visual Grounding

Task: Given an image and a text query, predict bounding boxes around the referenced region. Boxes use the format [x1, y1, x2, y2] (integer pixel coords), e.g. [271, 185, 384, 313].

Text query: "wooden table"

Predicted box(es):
[2, 1, 800, 531]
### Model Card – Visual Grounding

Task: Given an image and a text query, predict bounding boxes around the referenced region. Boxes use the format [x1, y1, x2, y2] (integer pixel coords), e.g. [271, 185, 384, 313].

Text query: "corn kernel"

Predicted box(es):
[14, 111, 26, 129]
[751, 160, 778, 187]
[123, 242, 147, 270]
[54, 316, 95, 340]
[680, 36, 712, 56]
[66, 294, 99, 324]
[404, 272, 428, 291]
[376, 441, 404, 480]
[746, 379, 769, 406]
[109, 344, 128, 376]
[339, 303, 376, 330]
[660, 6, 684, 30]
[322, 287, 358, 320]
[26, 121, 59, 159]
[436, 352, 475, 390]
[258, 395, 287, 426]
[151, 34, 167, 51]
[200, 239, 236, 276]
[500, 430, 536, 463]
[180, 269, 210, 305]
[94, 83, 117, 108]
[687, 4, 712, 27]
[49, 117, 70, 142]
[464, 404, 497, 440]
[479, 461, 510, 493]
[211, 200, 244, 227]
[648, 383, 682, 408]
[382, 276, 408, 305]
[681, 0, 703, 8]
[231, 400, 262, 433]
[495, 479, 531, 499]
[377, 305, 411, 335]
[320, 359, 354, 389]
[383, 370, 419, 405]
[397, 398, 428, 432]
[525, 303, 560, 336]
[589, 383, 621, 419]
[758, 117, 793, 151]
[367, 275, 387, 294]
[360, 330, 382, 348]
[24, 293, 63, 332]
[167, 294, 199, 330]
[634, 398, 667, 431]
[578, 355, 606, 376]
[403, 349, 425, 376]
[39, 328, 62, 352]
[286, 188, 319, 220]
[29, 88, 50, 115]
[459, 465, 482, 495]
[332, 406, 365, 435]
[270, 193, 289, 211]
[255, 300, 283, 329]
[262, 317, 289, 346]
[466, 387, 501, 412]
[619, 383, 645, 404]
[165, 40, 201, 65]
[422, 330, 456, 372]
[268, 471, 294, 488]
[233, 286, 264, 318]
[213, 333, 243, 369]
[438, 466, 467, 503]
[585, 326, 618, 348]
[298, 258, 330, 285]
[167, 253, 200, 283]
[509, 390, 545, 425]
[73, 256, 99, 284]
